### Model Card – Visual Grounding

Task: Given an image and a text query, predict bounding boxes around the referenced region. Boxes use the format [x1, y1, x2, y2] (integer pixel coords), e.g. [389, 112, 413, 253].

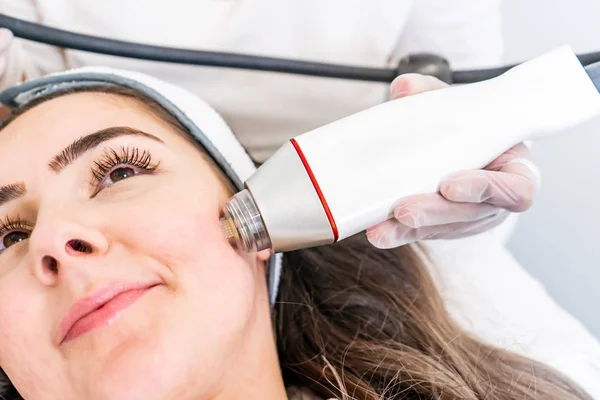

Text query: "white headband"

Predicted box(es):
[0, 67, 284, 305]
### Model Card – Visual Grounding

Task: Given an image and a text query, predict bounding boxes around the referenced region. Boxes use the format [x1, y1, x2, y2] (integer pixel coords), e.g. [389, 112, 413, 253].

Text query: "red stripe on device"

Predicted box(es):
[289, 138, 339, 242]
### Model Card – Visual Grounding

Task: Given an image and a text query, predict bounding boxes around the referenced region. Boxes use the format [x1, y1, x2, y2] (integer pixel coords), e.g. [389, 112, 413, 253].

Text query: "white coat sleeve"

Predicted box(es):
[0, 0, 67, 89]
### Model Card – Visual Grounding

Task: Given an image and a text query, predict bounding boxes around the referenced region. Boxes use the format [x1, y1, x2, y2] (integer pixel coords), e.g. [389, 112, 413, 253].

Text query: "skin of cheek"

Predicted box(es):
[0, 275, 73, 399]
[68, 169, 264, 398]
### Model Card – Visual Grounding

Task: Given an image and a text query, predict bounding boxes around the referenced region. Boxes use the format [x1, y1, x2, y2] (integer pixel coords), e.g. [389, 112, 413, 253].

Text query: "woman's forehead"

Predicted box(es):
[0, 93, 172, 151]
[0, 93, 182, 191]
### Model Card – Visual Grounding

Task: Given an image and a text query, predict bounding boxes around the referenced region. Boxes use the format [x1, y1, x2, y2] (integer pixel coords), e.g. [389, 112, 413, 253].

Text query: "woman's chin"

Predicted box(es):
[57, 287, 222, 399]
[68, 333, 216, 400]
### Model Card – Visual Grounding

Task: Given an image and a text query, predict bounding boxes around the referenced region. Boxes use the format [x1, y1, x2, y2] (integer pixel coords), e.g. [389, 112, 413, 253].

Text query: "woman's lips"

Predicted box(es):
[58, 282, 160, 345]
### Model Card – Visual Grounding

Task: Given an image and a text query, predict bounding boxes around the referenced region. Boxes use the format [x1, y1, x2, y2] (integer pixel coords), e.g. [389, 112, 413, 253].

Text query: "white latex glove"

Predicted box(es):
[0, 28, 13, 80]
[367, 73, 541, 249]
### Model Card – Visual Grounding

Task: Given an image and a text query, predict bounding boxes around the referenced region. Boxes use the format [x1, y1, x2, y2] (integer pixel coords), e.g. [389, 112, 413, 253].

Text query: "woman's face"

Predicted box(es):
[0, 92, 273, 399]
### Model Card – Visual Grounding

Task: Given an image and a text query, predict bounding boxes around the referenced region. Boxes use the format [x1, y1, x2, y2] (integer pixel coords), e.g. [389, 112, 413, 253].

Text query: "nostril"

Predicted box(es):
[67, 239, 93, 254]
[42, 255, 58, 273]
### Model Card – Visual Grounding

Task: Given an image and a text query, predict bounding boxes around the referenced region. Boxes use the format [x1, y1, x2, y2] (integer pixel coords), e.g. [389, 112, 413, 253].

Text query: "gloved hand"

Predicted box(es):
[0, 28, 14, 82]
[366, 73, 541, 249]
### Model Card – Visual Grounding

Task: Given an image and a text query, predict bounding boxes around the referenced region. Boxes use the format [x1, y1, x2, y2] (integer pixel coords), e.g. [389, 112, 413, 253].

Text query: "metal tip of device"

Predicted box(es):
[220, 217, 238, 246]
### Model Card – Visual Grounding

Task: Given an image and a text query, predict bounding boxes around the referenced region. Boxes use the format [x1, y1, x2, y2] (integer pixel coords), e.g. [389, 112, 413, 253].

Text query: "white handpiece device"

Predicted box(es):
[220, 46, 600, 253]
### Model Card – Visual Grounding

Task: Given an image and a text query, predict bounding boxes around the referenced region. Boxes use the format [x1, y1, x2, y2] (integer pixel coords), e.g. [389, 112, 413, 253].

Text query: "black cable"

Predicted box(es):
[0, 14, 397, 83]
[452, 66, 515, 84]
[2, 13, 600, 84]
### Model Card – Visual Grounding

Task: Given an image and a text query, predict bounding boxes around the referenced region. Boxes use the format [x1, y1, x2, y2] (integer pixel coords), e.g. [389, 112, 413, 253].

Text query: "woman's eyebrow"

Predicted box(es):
[48, 126, 164, 173]
[0, 182, 26, 208]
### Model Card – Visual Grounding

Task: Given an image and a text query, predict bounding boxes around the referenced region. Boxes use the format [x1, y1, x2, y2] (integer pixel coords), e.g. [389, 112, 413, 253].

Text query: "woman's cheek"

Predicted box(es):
[94, 172, 255, 296]
[103, 181, 247, 291]
[106, 185, 258, 337]
[0, 279, 46, 368]
[108, 190, 220, 256]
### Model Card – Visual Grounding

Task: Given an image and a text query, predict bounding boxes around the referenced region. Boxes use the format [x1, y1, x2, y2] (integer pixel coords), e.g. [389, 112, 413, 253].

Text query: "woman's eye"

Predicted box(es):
[100, 165, 143, 189]
[90, 147, 160, 195]
[90, 147, 160, 197]
[108, 166, 137, 184]
[1, 231, 30, 252]
[90, 164, 147, 196]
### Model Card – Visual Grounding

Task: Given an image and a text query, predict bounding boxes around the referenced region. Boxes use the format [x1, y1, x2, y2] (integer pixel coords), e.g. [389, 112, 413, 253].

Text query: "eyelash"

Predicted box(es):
[0, 215, 31, 242]
[90, 146, 160, 193]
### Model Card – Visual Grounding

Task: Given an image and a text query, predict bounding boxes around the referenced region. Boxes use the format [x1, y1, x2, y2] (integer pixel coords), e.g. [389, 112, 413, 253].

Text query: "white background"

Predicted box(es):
[502, 0, 600, 338]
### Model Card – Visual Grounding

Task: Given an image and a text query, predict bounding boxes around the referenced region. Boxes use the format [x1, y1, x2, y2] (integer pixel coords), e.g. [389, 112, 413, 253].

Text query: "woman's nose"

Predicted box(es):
[29, 218, 109, 285]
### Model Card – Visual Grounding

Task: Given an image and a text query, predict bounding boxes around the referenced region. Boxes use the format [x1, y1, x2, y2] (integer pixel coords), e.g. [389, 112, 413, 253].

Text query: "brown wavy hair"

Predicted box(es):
[0, 85, 591, 399]
[277, 235, 590, 399]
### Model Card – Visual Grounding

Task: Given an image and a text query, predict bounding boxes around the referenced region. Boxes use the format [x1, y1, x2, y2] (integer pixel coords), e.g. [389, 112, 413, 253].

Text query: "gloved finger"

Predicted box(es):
[0, 28, 13, 53]
[390, 73, 448, 99]
[485, 143, 531, 170]
[501, 157, 541, 193]
[391, 192, 500, 229]
[440, 142, 539, 212]
[367, 210, 509, 249]
[440, 161, 539, 212]
[484, 143, 540, 189]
